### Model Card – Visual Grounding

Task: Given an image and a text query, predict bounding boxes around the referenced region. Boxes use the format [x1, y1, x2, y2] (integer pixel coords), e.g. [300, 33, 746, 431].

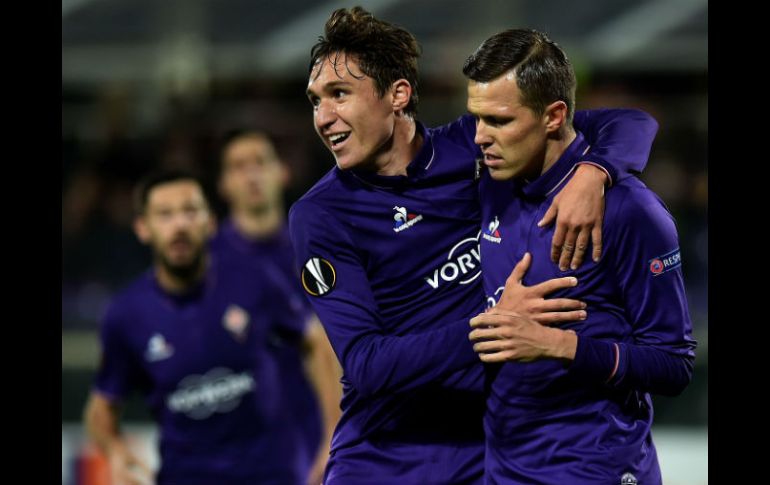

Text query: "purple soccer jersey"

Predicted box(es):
[479, 131, 697, 484]
[94, 255, 306, 485]
[210, 221, 322, 478]
[289, 110, 657, 484]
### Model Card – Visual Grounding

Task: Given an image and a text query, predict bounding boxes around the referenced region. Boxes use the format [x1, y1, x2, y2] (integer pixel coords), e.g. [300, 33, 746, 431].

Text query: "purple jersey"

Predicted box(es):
[94, 256, 306, 485]
[289, 111, 656, 484]
[210, 221, 322, 478]
[479, 131, 696, 484]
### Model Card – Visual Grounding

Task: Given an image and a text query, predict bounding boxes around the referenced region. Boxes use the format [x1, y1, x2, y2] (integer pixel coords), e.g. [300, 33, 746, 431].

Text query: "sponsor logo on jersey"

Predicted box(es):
[393, 206, 423, 232]
[648, 248, 681, 276]
[302, 257, 336, 296]
[145, 333, 174, 362]
[425, 232, 482, 289]
[166, 367, 255, 419]
[223, 304, 250, 342]
[482, 216, 502, 243]
[486, 286, 505, 309]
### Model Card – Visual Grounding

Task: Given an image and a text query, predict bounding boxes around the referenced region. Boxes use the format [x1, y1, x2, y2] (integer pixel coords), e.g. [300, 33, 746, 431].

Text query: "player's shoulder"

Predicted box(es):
[606, 177, 676, 232]
[427, 115, 479, 157]
[294, 166, 345, 206]
[101, 271, 154, 326]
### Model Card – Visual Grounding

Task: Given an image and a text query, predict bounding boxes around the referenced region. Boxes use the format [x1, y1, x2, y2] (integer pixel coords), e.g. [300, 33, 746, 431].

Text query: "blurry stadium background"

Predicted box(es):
[62, 0, 708, 483]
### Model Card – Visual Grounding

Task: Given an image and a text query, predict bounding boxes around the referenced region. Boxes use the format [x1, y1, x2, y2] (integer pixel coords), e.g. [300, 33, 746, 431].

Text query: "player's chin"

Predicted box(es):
[488, 167, 516, 181]
[334, 156, 357, 171]
[164, 249, 203, 269]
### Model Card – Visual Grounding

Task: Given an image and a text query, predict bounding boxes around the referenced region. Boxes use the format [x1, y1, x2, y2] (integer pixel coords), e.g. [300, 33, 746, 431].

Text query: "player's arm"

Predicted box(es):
[301, 316, 342, 485]
[84, 307, 151, 485]
[289, 201, 480, 398]
[543, 108, 659, 270]
[566, 191, 696, 396]
[84, 392, 152, 485]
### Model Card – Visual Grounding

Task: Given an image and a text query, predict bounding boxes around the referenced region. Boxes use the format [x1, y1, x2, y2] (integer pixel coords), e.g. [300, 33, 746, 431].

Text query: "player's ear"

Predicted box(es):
[544, 100, 568, 133]
[391, 79, 412, 114]
[133, 216, 151, 244]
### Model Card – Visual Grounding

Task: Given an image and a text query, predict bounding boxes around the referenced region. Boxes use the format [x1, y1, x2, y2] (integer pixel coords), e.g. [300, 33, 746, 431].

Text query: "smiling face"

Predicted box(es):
[307, 53, 400, 172]
[467, 71, 550, 181]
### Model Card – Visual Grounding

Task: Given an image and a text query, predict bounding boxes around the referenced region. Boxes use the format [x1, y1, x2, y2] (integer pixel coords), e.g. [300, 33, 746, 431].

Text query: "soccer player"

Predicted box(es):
[290, 7, 659, 484]
[212, 129, 342, 484]
[83, 171, 335, 485]
[465, 29, 696, 484]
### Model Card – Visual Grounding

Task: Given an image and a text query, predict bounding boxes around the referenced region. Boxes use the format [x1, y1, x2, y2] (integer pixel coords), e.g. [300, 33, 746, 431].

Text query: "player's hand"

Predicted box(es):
[538, 164, 607, 271]
[469, 311, 577, 363]
[108, 442, 153, 485]
[494, 252, 586, 325]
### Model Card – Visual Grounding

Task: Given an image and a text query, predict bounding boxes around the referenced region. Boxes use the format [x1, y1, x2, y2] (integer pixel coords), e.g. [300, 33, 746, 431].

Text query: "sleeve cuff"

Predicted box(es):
[576, 158, 616, 187]
[571, 336, 619, 385]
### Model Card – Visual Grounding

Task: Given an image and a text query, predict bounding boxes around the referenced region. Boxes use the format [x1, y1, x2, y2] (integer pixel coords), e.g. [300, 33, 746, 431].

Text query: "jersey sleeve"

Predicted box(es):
[289, 199, 480, 397]
[570, 187, 697, 395]
[261, 258, 314, 340]
[573, 108, 659, 185]
[92, 301, 142, 401]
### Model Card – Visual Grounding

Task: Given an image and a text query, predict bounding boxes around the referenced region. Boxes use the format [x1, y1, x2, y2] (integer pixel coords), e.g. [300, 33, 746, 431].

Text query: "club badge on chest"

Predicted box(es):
[223, 304, 250, 342]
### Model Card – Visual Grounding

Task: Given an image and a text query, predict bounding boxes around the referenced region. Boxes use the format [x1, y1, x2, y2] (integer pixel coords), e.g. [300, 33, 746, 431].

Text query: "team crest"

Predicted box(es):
[223, 304, 250, 342]
[302, 257, 336, 296]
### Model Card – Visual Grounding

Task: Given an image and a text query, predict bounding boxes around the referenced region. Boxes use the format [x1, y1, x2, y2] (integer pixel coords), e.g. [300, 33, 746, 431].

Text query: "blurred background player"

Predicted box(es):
[83, 170, 338, 485]
[211, 129, 342, 483]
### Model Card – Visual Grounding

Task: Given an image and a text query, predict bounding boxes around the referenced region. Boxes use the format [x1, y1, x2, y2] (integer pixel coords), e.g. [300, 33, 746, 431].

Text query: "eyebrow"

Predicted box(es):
[306, 80, 353, 97]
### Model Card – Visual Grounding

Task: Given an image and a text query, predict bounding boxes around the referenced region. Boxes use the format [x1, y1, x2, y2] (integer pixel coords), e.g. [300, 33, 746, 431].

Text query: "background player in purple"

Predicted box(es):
[289, 7, 659, 484]
[83, 171, 337, 485]
[211, 129, 342, 484]
[464, 29, 697, 484]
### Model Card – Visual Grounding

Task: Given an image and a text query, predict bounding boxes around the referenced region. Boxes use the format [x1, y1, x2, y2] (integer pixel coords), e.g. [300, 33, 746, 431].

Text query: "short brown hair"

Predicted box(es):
[310, 6, 421, 115]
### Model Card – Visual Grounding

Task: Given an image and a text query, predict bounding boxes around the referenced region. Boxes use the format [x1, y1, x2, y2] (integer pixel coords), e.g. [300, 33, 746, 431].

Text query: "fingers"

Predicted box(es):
[591, 223, 603, 263]
[128, 457, 153, 477]
[538, 203, 557, 228]
[507, 252, 532, 284]
[534, 310, 587, 325]
[537, 298, 585, 312]
[550, 222, 566, 263]
[122, 457, 153, 485]
[479, 350, 521, 363]
[469, 312, 524, 329]
[472, 339, 513, 353]
[569, 229, 591, 270]
[558, 227, 579, 271]
[532, 276, 578, 296]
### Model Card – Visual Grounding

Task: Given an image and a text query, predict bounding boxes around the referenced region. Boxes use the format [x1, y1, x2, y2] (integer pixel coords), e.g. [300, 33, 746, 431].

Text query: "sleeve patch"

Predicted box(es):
[648, 248, 681, 276]
[301, 257, 337, 296]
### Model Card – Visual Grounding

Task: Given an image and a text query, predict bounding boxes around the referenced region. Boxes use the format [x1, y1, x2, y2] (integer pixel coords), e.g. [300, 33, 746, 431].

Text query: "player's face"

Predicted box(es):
[307, 53, 398, 171]
[467, 72, 548, 181]
[141, 180, 214, 272]
[220, 135, 285, 213]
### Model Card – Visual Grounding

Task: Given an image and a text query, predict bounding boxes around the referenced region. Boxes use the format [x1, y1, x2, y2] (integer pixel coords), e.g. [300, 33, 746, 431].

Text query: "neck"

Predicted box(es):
[231, 205, 283, 240]
[155, 255, 209, 293]
[374, 115, 422, 176]
[541, 125, 577, 176]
